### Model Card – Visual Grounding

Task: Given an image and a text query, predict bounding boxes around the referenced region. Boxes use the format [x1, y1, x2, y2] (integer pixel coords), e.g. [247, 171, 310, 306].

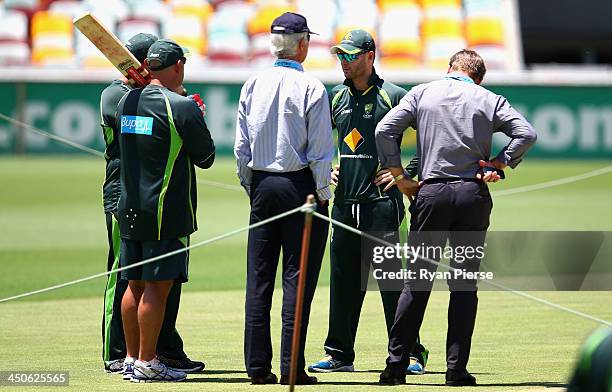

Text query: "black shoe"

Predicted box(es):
[379, 367, 406, 385]
[280, 371, 317, 385]
[157, 355, 205, 373]
[445, 369, 476, 386]
[251, 372, 278, 385]
[105, 359, 124, 374]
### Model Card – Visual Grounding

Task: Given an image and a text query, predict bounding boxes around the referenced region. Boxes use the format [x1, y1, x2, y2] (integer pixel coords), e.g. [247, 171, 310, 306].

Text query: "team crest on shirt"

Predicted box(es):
[363, 103, 374, 119]
[344, 128, 364, 153]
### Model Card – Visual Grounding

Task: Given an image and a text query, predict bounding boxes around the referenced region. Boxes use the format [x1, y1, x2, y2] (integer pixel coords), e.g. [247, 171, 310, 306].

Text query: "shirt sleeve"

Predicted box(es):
[177, 99, 216, 169]
[306, 83, 334, 201]
[492, 96, 537, 168]
[234, 83, 252, 194]
[375, 89, 418, 168]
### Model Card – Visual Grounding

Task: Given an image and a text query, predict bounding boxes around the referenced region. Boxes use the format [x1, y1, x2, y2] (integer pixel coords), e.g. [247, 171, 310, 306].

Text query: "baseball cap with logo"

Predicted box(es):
[270, 12, 318, 35]
[146, 39, 191, 71]
[330, 29, 376, 54]
[126, 33, 159, 63]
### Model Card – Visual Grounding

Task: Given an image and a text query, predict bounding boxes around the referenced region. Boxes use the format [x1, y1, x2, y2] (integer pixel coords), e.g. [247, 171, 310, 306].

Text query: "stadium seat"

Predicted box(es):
[207, 1, 254, 64]
[129, 0, 170, 23]
[49, 0, 87, 18]
[75, 13, 116, 69]
[378, 1, 422, 69]
[169, 0, 213, 22]
[0, 9, 30, 66]
[464, 0, 506, 69]
[335, 0, 378, 44]
[162, 15, 206, 61]
[116, 17, 160, 44]
[298, 0, 337, 69]
[31, 10, 75, 66]
[248, 1, 294, 66]
[85, 0, 130, 22]
[421, 0, 466, 70]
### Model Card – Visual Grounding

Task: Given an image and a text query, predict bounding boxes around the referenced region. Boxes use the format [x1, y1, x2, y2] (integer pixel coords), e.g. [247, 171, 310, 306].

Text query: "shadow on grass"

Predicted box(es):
[404, 381, 566, 388]
[354, 370, 492, 375]
[202, 369, 246, 375]
[184, 377, 251, 383]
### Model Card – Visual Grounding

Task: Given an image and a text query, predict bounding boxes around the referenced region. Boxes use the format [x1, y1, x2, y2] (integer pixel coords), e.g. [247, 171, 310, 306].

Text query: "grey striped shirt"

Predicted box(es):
[234, 60, 334, 200]
[375, 75, 537, 180]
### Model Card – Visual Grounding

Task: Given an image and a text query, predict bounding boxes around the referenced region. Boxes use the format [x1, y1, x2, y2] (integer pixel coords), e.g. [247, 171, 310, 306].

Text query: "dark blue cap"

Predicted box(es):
[270, 12, 318, 35]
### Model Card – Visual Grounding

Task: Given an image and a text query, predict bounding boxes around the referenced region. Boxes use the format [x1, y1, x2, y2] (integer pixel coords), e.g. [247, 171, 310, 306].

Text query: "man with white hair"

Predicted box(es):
[234, 12, 334, 386]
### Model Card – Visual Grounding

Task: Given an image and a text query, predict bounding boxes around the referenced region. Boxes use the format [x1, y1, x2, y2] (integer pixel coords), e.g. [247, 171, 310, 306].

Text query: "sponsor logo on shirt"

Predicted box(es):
[363, 103, 373, 119]
[121, 115, 153, 135]
[340, 154, 373, 159]
[343, 128, 364, 152]
[341, 109, 352, 115]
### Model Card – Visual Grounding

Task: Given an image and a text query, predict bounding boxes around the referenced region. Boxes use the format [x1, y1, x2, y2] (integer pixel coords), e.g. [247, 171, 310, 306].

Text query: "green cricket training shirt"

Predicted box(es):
[116, 84, 215, 241]
[330, 69, 418, 205]
[100, 80, 131, 213]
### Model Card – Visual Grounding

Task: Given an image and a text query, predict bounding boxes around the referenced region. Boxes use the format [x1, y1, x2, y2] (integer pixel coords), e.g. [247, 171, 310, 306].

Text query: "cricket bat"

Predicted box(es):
[73, 13, 150, 87]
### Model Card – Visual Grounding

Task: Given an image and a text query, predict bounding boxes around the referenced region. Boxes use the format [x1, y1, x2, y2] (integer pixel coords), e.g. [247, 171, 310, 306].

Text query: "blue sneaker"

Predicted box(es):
[308, 356, 354, 373]
[407, 348, 428, 375]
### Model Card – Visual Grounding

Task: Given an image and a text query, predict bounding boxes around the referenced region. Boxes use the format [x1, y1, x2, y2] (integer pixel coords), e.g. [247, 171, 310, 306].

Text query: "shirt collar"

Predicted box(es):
[444, 72, 475, 84]
[274, 59, 304, 72]
[344, 67, 382, 94]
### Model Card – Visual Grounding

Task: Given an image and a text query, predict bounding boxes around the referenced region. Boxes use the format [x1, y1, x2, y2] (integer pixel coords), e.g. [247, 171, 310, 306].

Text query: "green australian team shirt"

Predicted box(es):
[116, 84, 216, 241]
[330, 69, 418, 205]
[100, 80, 131, 213]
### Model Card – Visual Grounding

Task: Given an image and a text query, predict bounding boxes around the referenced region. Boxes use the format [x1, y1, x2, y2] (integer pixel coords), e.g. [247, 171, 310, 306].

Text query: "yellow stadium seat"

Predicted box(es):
[31, 11, 74, 66]
[422, 18, 463, 38]
[248, 5, 295, 36]
[171, 0, 214, 22]
[466, 17, 504, 46]
[420, 0, 460, 7]
[380, 39, 422, 57]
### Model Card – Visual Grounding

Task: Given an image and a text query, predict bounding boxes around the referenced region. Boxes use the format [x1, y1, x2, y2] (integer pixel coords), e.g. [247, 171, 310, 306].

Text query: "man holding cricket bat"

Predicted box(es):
[99, 33, 205, 377]
[116, 38, 215, 383]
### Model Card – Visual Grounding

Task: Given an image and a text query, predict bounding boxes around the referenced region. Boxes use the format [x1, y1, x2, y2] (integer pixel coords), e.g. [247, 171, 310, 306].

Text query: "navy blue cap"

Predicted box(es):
[270, 12, 318, 35]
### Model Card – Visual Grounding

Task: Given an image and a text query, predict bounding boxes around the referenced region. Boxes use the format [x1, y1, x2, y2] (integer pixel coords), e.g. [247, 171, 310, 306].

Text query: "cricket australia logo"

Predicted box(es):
[363, 103, 374, 119]
[344, 128, 364, 153]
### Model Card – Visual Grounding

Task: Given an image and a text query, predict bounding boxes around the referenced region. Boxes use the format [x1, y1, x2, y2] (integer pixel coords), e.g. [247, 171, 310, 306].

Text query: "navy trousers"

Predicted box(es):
[386, 179, 492, 373]
[244, 169, 329, 378]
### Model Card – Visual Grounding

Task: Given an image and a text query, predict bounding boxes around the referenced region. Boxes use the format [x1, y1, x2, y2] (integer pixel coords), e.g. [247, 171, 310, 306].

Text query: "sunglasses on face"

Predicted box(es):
[337, 52, 364, 63]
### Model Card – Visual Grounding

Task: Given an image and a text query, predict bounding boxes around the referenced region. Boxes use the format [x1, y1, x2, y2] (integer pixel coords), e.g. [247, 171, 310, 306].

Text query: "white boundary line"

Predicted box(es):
[2, 111, 612, 197]
[313, 211, 612, 327]
[491, 165, 612, 197]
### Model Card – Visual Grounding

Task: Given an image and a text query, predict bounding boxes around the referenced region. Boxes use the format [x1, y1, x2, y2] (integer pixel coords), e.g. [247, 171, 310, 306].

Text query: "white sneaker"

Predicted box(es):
[122, 358, 135, 380]
[131, 358, 187, 383]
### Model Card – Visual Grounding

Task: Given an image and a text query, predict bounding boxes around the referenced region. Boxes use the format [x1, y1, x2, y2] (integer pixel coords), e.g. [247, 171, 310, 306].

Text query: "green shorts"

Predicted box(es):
[120, 237, 189, 283]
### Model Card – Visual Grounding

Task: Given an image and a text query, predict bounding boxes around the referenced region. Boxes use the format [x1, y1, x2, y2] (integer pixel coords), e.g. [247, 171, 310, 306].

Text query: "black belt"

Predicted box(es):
[422, 177, 480, 185]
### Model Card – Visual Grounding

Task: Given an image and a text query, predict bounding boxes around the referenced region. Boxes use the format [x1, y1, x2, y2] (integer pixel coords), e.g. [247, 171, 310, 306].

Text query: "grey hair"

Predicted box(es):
[270, 32, 308, 58]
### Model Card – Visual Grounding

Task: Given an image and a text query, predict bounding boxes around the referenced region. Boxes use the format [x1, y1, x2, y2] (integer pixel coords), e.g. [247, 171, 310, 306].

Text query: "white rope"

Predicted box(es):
[312, 211, 612, 327]
[0, 203, 314, 304]
[0, 113, 105, 158]
[196, 178, 243, 192]
[491, 165, 612, 197]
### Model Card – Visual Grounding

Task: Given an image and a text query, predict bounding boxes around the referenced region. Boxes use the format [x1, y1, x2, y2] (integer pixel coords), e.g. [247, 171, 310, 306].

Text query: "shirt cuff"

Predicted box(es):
[316, 186, 332, 201]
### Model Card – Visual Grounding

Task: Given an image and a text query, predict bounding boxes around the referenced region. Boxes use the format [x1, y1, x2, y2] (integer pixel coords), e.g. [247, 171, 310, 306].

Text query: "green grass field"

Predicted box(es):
[0, 156, 611, 391]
